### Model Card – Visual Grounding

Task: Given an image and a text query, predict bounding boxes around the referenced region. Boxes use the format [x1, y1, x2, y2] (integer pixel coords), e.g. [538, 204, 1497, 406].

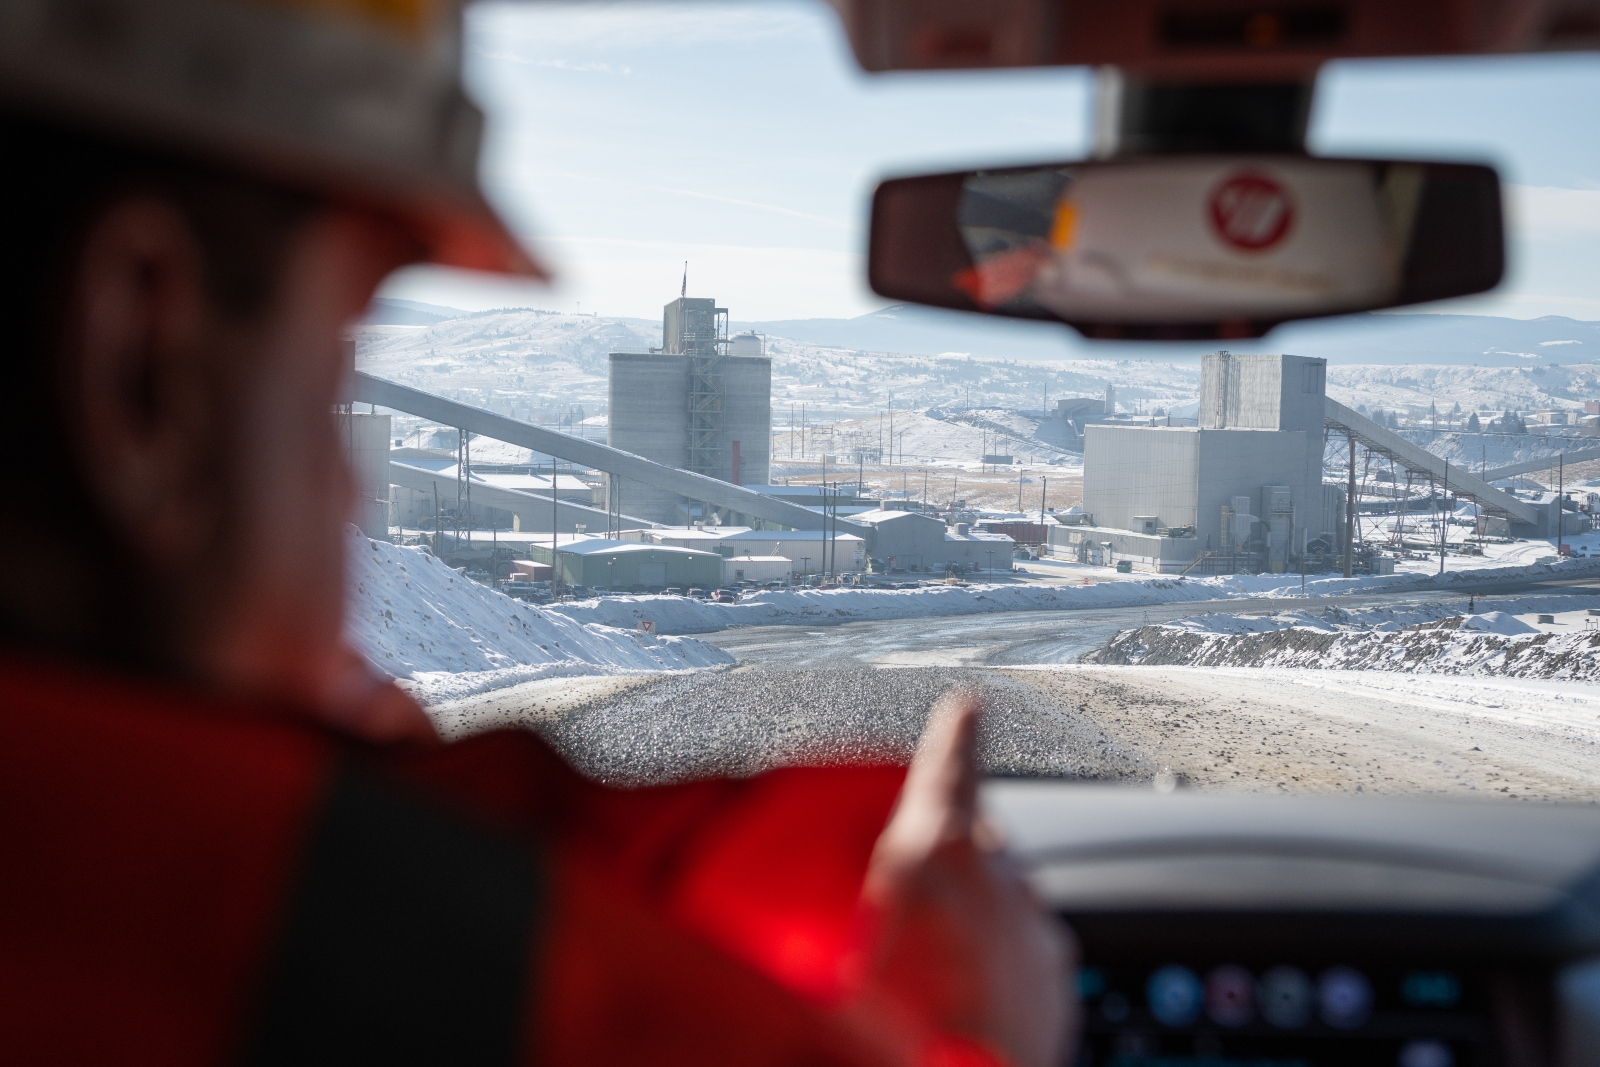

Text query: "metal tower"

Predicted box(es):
[663, 296, 728, 477]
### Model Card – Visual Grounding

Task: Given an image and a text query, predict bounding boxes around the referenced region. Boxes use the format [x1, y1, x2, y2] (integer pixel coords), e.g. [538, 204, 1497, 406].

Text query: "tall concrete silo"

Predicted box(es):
[339, 410, 391, 540]
[607, 296, 771, 524]
[607, 352, 691, 524]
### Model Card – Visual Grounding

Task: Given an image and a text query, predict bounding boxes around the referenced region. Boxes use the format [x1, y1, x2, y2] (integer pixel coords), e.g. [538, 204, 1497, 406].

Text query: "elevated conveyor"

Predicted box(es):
[1480, 446, 1600, 483]
[354, 373, 845, 533]
[1323, 398, 1538, 526]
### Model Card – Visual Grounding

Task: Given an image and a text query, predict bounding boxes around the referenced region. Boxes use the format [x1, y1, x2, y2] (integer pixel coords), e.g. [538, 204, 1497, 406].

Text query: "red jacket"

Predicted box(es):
[0, 656, 910, 1066]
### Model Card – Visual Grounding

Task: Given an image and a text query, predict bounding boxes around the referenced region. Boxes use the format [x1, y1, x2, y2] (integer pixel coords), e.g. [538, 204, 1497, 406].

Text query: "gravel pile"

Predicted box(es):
[535, 666, 1152, 786]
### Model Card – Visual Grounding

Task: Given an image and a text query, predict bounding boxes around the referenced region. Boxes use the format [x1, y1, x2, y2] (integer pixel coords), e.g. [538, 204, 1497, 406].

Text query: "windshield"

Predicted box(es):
[351, 0, 1600, 802]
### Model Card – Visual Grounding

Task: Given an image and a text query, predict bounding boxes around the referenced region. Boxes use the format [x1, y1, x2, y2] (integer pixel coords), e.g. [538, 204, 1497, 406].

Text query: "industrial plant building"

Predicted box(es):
[523, 536, 723, 591]
[624, 526, 868, 575]
[607, 295, 772, 524]
[1052, 353, 1340, 573]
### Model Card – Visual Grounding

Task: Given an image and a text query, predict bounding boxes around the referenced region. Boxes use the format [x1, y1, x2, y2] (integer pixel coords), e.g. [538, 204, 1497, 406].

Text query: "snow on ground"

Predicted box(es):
[344, 532, 733, 705]
[1157, 596, 1574, 636]
[1203, 667, 1600, 750]
[538, 557, 1600, 636]
[1328, 363, 1600, 421]
[773, 407, 1080, 468]
[1086, 591, 1600, 680]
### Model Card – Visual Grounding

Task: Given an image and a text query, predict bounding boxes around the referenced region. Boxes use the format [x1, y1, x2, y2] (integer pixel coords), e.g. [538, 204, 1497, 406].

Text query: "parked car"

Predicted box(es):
[710, 588, 739, 603]
[685, 587, 707, 599]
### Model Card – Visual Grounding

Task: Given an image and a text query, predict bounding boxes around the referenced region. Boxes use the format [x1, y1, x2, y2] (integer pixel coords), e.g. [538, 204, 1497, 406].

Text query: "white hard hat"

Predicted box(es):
[0, 0, 543, 276]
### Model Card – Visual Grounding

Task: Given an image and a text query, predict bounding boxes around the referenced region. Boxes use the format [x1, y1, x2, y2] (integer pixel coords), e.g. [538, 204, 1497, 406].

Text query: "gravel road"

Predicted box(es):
[440, 584, 1600, 798]
[531, 666, 1152, 786]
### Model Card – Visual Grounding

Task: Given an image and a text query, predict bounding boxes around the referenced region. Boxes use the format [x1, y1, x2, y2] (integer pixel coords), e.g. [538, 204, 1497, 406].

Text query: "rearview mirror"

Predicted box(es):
[868, 156, 1502, 339]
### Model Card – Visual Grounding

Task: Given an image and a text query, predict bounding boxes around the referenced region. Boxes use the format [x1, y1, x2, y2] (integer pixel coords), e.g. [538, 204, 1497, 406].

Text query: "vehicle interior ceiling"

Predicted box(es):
[823, 1, 1600, 1064]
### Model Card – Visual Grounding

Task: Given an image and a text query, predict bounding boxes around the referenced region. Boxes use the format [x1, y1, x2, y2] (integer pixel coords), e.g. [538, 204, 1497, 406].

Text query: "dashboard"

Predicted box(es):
[980, 782, 1600, 1067]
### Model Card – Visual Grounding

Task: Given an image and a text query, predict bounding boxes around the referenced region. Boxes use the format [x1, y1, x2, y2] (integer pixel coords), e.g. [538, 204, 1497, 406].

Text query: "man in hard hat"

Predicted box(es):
[0, 1, 1072, 1063]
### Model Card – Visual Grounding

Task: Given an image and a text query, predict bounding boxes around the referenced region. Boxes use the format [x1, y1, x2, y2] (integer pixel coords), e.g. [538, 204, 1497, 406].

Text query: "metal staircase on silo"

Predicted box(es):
[678, 302, 729, 478]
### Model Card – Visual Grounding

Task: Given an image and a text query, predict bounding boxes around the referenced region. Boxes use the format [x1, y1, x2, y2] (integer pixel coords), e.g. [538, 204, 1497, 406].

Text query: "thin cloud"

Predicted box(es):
[501, 167, 849, 229]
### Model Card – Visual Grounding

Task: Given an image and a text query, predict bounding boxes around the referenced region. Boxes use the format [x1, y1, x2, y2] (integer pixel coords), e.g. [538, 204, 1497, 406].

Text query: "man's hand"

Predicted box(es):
[852, 692, 1077, 1067]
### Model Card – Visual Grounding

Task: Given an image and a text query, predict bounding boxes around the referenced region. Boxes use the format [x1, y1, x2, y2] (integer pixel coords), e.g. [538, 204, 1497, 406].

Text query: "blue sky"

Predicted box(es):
[380, 0, 1600, 323]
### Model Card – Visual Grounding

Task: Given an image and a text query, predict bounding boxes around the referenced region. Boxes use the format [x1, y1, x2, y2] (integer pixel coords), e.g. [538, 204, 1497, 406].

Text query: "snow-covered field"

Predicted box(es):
[344, 533, 733, 705]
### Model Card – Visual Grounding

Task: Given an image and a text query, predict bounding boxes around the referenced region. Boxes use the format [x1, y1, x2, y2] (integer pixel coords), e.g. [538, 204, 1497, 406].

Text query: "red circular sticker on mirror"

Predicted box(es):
[1209, 173, 1294, 252]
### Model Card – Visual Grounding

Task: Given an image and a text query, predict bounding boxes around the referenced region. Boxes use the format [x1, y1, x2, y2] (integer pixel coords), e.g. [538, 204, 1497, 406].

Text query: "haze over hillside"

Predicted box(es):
[359, 299, 1600, 415]
[369, 298, 1600, 368]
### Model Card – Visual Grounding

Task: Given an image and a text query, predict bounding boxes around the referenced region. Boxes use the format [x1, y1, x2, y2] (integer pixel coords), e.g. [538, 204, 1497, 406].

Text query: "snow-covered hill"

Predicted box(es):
[344, 532, 733, 704]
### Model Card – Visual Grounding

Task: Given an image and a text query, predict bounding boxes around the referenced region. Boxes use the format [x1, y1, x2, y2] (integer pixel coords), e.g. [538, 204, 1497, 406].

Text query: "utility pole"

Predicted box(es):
[1439, 461, 1449, 575]
[821, 454, 829, 580]
[1344, 432, 1356, 578]
[1040, 476, 1048, 525]
[1559, 452, 1566, 557]
[551, 457, 559, 598]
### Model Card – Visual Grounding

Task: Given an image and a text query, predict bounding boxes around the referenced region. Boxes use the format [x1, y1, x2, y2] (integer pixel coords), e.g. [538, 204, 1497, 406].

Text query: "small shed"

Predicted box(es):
[723, 556, 792, 584]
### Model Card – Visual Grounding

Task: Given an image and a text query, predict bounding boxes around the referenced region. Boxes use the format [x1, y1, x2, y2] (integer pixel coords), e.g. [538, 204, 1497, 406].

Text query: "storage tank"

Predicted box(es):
[607, 352, 689, 524]
[730, 332, 764, 357]
[721, 355, 771, 487]
[338, 411, 391, 540]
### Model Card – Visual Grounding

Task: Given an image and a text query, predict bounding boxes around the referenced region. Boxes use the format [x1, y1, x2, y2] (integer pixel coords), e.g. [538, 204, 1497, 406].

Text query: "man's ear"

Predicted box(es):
[63, 196, 219, 570]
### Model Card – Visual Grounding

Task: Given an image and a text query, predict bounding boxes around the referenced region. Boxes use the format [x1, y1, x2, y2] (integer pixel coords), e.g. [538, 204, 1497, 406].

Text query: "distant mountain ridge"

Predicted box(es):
[734, 305, 1600, 367]
[366, 295, 1600, 367]
[366, 298, 471, 326]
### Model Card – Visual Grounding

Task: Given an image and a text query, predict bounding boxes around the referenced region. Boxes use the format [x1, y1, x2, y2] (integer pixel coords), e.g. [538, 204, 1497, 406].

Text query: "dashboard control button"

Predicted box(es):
[1399, 1039, 1454, 1067]
[1402, 971, 1462, 1009]
[1319, 966, 1374, 1029]
[1206, 965, 1256, 1026]
[1259, 965, 1314, 1028]
[1148, 965, 1204, 1027]
[1079, 967, 1107, 1000]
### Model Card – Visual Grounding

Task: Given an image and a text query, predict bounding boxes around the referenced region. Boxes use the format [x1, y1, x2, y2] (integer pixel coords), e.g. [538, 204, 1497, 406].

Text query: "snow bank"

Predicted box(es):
[1162, 597, 1575, 637]
[1086, 595, 1600, 680]
[344, 534, 734, 705]
[1458, 611, 1538, 636]
[537, 557, 1600, 637]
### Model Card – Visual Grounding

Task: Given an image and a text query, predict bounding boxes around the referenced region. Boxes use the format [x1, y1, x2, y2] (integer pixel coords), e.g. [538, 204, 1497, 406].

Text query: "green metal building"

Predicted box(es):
[524, 537, 722, 591]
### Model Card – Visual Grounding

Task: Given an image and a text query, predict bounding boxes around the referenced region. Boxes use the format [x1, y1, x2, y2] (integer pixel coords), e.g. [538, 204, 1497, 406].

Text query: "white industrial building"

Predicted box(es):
[1052, 353, 1340, 573]
[386, 447, 593, 531]
[849, 509, 1015, 573]
[606, 295, 772, 524]
[622, 526, 867, 575]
